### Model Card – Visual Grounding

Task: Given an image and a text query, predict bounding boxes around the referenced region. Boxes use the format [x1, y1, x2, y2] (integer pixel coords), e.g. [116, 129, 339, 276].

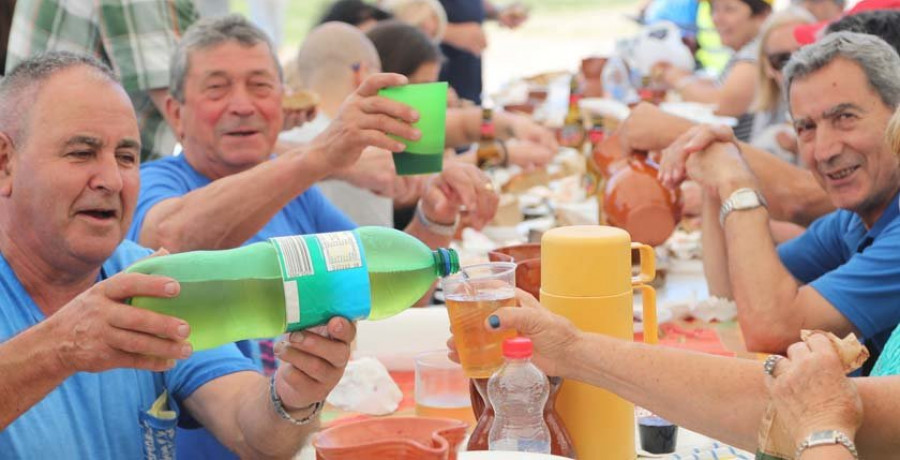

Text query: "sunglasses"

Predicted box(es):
[767, 52, 793, 72]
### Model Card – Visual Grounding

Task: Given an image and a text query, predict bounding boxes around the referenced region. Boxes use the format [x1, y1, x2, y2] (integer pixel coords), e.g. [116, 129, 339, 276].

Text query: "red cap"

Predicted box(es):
[502, 337, 534, 359]
[794, 0, 900, 45]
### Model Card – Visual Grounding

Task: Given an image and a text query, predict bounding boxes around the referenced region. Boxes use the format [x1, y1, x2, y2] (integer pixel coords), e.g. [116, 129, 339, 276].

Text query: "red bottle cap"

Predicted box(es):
[502, 337, 534, 359]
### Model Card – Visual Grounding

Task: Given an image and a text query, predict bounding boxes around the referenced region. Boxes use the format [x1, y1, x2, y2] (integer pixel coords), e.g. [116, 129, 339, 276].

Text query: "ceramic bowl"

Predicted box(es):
[313, 416, 468, 460]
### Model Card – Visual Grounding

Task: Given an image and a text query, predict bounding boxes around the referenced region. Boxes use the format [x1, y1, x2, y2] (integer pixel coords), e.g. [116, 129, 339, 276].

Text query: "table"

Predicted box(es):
[296, 267, 756, 459]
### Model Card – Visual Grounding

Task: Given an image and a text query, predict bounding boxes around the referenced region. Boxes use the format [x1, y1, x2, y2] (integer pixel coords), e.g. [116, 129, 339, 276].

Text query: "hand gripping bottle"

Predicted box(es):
[126, 226, 459, 350]
[488, 337, 552, 454]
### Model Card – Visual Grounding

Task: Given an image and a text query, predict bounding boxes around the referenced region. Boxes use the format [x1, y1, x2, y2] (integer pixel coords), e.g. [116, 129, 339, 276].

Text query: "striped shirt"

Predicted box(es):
[6, 0, 198, 162]
[718, 37, 759, 142]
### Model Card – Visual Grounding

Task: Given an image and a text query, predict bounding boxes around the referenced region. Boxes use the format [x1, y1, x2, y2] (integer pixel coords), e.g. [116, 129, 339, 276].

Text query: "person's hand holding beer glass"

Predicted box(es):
[446, 288, 582, 379]
[443, 262, 519, 378]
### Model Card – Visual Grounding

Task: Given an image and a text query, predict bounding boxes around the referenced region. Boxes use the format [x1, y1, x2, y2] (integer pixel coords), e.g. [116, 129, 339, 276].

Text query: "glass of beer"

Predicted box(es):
[414, 350, 477, 427]
[442, 262, 518, 378]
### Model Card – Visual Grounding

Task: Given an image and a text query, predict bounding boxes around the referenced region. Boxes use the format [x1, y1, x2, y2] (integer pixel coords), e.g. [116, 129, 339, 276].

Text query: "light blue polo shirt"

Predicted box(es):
[131, 153, 358, 459]
[0, 240, 257, 459]
[778, 191, 900, 361]
[129, 153, 356, 246]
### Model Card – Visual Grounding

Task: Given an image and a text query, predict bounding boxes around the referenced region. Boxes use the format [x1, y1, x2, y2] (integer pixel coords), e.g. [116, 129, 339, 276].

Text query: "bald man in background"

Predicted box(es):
[281, 21, 556, 226]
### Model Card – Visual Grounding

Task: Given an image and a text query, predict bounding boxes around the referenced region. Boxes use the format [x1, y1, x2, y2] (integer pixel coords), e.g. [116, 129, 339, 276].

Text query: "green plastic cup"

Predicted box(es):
[378, 81, 448, 175]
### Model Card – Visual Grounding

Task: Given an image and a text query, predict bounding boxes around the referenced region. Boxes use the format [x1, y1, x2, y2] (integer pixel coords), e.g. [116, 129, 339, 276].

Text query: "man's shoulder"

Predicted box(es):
[139, 154, 207, 191]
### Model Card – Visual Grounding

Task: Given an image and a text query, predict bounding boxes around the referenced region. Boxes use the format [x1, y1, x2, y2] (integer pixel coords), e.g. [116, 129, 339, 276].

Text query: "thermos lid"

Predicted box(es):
[541, 225, 632, 297]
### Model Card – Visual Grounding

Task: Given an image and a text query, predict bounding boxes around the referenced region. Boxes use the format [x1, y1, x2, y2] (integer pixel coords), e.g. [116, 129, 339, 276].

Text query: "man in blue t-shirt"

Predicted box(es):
[128, 15, 498, 458]
[657, 32, 900, 368]
[0, 53, 355, 458]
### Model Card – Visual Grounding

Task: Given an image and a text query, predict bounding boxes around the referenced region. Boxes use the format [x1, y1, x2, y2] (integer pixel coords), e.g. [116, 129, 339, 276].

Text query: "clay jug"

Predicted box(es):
[603, 152, 681, 247]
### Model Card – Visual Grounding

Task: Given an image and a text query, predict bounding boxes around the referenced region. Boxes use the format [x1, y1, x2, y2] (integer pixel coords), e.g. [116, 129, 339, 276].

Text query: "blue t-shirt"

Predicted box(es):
[0, 240, 256, 459]
[438, 0, 485, 104]
[131, 153, 357, 459]
[130, 154, 356, 245]
[778, 191, 900, 363]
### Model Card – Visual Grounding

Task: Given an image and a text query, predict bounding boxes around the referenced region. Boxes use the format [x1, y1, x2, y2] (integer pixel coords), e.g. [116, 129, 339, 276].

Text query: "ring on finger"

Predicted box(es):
[763, 354, 783, 377]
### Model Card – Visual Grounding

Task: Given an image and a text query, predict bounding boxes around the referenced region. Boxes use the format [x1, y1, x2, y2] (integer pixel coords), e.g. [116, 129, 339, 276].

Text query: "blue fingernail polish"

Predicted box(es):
[488, 315, 500, 329]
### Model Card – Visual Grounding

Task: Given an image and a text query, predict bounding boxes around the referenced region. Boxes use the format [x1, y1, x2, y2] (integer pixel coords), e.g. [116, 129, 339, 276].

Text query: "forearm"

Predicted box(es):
[139, 150, 331, 252]
[701, 192, 732, 298]
[234, 377, 316, 459]
[148, 88, 176, 131]
[676, 78, 720, 105]
[0, 321, 72, 429]
[853, 377, 900, 457]
[563, 332, 765, 450]
[724, 207, 804, 352]
[403, 213, 453, 251]
[442, 23, 477, 51]
[736, 142, 833, 226]
[187, 372, 317, 459]
[445, 107, 483, 147]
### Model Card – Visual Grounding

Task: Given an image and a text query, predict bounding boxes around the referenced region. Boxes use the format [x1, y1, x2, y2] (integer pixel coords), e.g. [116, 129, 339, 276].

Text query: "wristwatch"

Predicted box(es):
[795, 430, 859, 459]
[719, 188, 767, 226]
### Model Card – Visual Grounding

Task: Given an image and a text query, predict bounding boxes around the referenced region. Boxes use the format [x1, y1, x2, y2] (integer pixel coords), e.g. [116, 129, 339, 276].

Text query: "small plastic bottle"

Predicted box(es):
[488, 337, 551, 453]
[601, 56, 639, 105]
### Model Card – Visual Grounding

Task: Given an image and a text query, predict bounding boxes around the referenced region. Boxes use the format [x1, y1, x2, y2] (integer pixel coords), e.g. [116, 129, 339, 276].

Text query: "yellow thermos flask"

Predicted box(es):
[540, 225, 658, 459]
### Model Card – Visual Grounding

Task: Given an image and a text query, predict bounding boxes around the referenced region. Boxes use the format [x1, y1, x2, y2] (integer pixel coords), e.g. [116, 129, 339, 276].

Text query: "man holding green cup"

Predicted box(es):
[379, 81, 449, 175]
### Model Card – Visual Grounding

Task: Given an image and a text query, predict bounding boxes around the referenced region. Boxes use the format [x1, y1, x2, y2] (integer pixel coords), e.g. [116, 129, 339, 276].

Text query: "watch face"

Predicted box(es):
[809, 430, 837, 443]
[733, 190, 760, 209]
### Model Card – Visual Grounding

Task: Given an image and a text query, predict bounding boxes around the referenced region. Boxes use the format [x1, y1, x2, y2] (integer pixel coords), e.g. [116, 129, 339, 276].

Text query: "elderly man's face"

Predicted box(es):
[174, 41, 283, 178]
[791, 58, 900, 224]
[2, 66, 140, 267]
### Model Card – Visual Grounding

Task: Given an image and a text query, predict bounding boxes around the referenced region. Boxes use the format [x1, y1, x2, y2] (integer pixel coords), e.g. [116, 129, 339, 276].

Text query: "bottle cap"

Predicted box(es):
[435, 248, 460, 277]
[502, 337, 534, 359]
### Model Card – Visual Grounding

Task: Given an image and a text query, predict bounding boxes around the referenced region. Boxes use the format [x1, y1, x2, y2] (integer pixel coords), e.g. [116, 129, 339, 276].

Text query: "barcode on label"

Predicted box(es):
[271, 236, 314, 278]
[316, 232, 362, 271]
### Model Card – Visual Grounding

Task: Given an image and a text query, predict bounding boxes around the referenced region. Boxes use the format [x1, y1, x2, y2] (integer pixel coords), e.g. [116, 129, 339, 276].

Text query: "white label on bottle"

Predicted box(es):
[284, 279, 300, 324]
[316, 232, 362, 272]
[270, 236, 314, 278]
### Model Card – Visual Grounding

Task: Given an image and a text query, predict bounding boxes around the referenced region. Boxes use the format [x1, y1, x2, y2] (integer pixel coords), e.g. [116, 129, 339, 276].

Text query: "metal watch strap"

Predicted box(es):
[794, 430, 859, 460]
[269, 375, 323, 426]
[719, 187, 767, 226]
[415, 200, 459, 236]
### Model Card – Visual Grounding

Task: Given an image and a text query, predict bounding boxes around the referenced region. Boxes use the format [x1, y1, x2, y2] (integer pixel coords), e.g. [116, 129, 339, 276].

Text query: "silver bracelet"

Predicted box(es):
[415, 200, 459, 236]
[795, 430, 859, 460]
[269, 375, 323, 426]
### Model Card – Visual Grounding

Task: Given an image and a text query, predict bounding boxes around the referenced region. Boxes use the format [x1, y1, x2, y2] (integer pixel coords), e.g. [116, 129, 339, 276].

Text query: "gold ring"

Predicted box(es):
[484, 182, 495, 192]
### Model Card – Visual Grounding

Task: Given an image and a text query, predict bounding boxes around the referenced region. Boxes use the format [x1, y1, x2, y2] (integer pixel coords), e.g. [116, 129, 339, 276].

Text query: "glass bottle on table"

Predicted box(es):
[476, 107, 508, 169]
[557, 75, 586, 149]
[584, 120, 606, 200]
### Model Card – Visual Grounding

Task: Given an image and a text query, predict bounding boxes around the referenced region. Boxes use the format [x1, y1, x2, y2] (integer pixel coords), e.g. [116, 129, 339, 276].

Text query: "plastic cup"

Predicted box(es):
[414, 350, 476, 427]
[378, 82, 448, 175]
[442, 262, 518, 378]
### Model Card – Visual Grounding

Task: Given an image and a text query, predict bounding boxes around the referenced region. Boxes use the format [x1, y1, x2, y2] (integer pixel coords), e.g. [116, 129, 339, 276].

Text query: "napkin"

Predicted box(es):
[325, 357, 402, 415]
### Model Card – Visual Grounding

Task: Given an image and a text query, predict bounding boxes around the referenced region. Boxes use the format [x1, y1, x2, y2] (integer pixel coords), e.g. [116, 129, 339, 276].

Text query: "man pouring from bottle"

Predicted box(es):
[127, 14, 499, 458]
[0, 52, 355, 459]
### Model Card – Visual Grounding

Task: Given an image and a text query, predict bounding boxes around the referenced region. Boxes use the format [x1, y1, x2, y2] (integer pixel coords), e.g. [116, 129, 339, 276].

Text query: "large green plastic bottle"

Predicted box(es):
[126, 226, 459, 350]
